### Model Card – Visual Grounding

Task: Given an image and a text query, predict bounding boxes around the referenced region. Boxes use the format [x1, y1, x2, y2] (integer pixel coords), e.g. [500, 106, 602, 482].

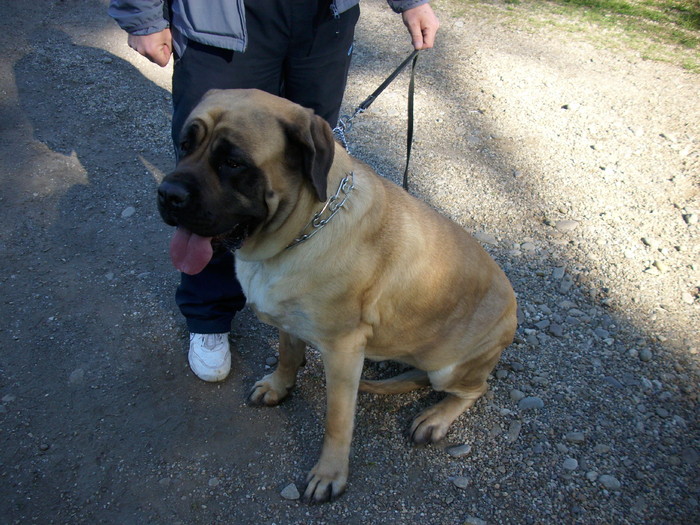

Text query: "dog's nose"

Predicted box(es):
[158, 180, 190, 209]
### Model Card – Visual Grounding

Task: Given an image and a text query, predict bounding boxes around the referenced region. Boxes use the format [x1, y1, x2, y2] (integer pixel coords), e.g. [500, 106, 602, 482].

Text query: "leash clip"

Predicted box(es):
[333, 107, 365, 151]
[332, 49, 420, 190]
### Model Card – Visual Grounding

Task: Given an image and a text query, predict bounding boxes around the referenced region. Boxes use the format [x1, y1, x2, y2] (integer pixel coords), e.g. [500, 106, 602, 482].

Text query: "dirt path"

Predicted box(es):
[1, 1, 698, 523]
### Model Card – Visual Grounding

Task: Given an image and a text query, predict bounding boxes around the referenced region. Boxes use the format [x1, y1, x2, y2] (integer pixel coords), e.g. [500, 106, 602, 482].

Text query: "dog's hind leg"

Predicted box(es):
[359, 369, 430, 394]
[249, 330, 306, 406]
[410, 348, 503, 445]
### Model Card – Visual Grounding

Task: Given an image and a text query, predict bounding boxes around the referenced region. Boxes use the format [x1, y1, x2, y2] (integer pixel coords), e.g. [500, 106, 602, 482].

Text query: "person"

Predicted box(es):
[109, 0, 439, 382]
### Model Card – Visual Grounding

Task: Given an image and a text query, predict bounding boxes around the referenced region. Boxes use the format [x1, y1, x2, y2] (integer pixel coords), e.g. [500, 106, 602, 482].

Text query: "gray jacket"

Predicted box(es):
[109, 0, 430, 55]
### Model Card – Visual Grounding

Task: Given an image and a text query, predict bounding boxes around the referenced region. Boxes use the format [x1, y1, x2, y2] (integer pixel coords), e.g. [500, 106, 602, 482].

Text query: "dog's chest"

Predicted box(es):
[236, 260, 316, 338]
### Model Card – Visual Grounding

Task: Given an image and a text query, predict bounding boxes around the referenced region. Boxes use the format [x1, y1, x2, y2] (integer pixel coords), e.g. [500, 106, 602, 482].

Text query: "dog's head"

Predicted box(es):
[157, 89, 336, 273]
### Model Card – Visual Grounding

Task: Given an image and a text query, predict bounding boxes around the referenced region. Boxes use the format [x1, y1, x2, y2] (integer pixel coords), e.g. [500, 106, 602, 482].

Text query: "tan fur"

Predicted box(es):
[192, 89, 517, 503]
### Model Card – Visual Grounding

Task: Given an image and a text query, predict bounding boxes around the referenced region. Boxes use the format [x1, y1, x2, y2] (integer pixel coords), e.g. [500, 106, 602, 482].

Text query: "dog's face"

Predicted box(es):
[157, 89, 335, 249]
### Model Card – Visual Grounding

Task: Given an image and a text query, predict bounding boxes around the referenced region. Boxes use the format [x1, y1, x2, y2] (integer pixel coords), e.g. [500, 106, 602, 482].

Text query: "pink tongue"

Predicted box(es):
[169, 227, 214, 275]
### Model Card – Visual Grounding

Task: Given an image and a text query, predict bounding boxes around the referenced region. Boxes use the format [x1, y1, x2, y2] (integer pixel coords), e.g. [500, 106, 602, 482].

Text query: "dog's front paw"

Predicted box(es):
[303, 462, 348, 503]
[248, 373, 292, 406]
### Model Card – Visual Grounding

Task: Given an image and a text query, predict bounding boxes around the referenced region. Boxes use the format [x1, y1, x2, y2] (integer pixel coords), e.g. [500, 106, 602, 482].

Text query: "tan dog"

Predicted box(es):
[157, 89, 517, 503]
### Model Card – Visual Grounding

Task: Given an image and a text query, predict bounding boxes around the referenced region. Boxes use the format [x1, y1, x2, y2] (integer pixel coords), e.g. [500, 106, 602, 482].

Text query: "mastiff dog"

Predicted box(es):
[158, 89, 517, 502]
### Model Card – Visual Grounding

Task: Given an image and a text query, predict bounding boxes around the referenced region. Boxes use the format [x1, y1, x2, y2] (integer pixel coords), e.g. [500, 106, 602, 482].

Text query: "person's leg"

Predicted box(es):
[283, 3, 360, 127]
[168, 1, 294, 381]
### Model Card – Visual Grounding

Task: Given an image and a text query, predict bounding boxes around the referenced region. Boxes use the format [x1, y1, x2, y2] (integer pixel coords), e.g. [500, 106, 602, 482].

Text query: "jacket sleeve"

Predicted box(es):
[386, 0, 431, 13]
[108, 0, 169, 35]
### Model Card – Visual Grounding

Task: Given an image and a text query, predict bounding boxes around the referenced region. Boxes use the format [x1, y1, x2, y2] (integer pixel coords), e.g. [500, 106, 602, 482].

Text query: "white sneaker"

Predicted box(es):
[188, 333, 231, 382]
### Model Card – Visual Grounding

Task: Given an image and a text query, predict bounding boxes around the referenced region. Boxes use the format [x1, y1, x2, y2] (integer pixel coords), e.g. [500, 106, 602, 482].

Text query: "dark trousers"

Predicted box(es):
[171, 0, 359, 334]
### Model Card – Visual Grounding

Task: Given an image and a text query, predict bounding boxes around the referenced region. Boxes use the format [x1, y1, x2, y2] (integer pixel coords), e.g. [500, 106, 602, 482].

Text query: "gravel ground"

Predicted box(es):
[1, 1, 698, 524]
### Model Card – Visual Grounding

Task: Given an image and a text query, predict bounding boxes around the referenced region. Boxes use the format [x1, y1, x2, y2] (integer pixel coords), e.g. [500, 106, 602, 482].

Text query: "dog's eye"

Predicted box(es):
[220, 157, 245, 173]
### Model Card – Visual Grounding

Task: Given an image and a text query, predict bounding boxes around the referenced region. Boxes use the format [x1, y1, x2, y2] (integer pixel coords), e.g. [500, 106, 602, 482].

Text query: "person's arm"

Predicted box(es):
[108, 0, 173, 67]
[127, 29, 173, 67]
[400, 3, 439, 50]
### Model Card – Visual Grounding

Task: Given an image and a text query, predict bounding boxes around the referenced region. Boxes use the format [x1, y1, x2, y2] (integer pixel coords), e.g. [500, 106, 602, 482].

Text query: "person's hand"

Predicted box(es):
[402, 4, 440, 50]
[127, 28, 173, 67]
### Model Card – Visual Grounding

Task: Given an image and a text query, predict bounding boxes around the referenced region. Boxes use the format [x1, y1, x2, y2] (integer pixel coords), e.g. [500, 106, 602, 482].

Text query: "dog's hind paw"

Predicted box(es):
[409, 412, 449, 445]
[409, 394, 475, 444]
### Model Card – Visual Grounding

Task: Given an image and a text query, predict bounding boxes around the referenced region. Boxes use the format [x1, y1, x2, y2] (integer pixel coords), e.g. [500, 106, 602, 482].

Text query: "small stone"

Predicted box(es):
[532, 376, 548, 386]
[69, 368, 85, 384]
[495, 369, 509, 379]
[559, 276, 574, 294]
[474, 232, 498, 245]
[555, 220, 579, 232]
[563, 458, 578, 471]
[681, 447, 699, 465]
[39, 443, 50, 452]
[599, 474, 621, 490]
[506, 421, 522, 443]
[265, 356, 278, 367]
[594, 444, 611, 454]
[208, 477, 220, 487]
[510, 389, 526, 402]
[594, 327, 610, 339]
[565, 432, 586, 444]
[548, 323, 564, 338]
[159, 478, 171, 487]
[681, 292, 695, 305]
[518, 396, 544, 411]
[2, 394, 16, 403]
[632, 495, 647, 514]
[121, 206, 136, 218]
[586, 471, 599, 482]
[683, 213, 698, 225]
[639, 348, 653, 362]
[521, 242, 537, 252]
[644, 266, 660, 276]
[446, 444, 472, 458]
[552, 267, 566, 280]
[641, 237, 660, 249]
[510, 362, 525, 372]
[603, 376, 624, 389]
[656, 407, 670, 418]
[280, 483, 300, 500]
[653, 260, 668, 273]
[451, 476, 470, 489]
[535, 319, 550, 330]
[565, 315, 580, 326]
[464, 517, 487, 525]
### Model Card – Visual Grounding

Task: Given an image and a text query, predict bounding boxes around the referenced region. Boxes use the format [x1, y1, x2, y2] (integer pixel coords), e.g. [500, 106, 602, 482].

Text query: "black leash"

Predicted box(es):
[334, 49, 420, 192]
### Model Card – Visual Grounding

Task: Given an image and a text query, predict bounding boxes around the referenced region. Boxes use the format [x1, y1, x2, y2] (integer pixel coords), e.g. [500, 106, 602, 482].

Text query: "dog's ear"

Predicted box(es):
[285, 110, 335, 202]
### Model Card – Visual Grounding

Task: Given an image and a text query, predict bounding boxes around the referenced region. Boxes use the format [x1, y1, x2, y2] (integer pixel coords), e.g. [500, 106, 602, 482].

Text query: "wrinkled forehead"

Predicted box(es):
[185, 89, 289, 160]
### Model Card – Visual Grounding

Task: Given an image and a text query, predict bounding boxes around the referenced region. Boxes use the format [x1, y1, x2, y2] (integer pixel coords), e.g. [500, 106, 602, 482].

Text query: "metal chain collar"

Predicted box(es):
[285, 172, 355, 250]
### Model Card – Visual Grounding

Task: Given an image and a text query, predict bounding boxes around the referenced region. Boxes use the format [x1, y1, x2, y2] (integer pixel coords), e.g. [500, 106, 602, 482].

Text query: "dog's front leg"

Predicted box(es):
[304, 346, 364, 503]
[249, 330, 306, 406]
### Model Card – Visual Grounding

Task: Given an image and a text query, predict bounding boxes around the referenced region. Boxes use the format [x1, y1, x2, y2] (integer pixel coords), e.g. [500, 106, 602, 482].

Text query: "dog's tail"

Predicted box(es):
[359, 369, 430, 394]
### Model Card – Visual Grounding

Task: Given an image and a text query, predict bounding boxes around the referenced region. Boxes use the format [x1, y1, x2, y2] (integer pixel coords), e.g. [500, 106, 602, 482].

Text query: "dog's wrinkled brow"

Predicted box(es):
[210, 136, 254, 167]
[179, 119, 207, 157]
